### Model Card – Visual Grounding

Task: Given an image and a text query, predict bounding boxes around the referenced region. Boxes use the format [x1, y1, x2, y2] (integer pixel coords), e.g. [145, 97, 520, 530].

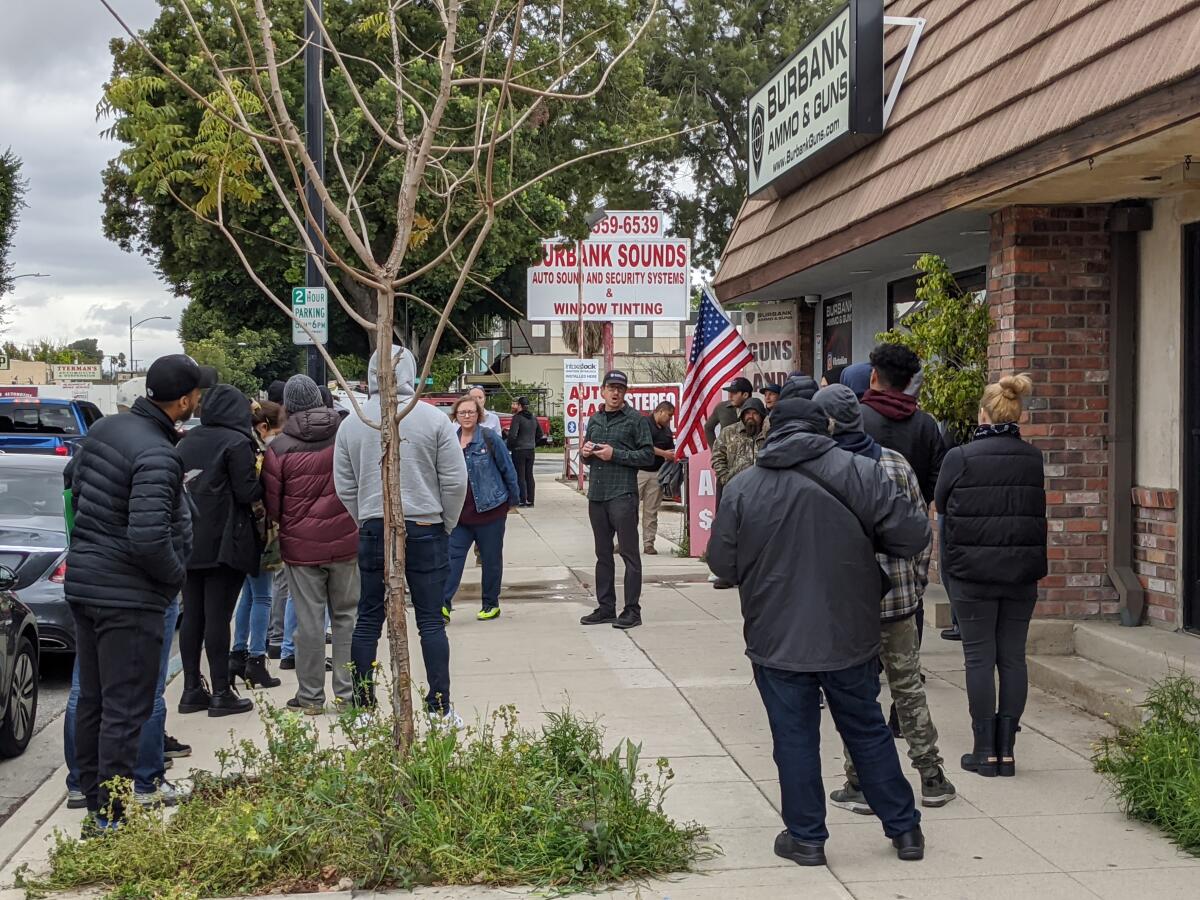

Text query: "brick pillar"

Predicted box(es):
[987, 205, 1118, 617]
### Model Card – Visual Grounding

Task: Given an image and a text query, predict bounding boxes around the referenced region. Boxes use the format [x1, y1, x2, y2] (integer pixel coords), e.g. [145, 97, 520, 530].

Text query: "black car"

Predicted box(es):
[0, 454, 71, 652]
[0, 564, 39, 757]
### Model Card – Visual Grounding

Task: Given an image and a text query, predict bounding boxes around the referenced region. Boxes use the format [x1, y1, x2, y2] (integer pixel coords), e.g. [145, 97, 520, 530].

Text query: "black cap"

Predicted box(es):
[739, 397, 767, 419]
[724, 376, 753, 394]
[516, 396, 529, 407]
[760, 383, 783, 396]
[145, 355, 218, 402]
[603, 370, 629, 388]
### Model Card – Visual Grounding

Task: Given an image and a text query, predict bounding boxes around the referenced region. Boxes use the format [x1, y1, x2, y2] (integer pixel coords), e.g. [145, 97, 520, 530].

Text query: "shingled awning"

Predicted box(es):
[714, 0, 1200, 303]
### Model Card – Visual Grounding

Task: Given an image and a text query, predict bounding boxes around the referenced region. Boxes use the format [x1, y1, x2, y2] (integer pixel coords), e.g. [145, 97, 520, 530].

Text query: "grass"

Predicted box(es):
[1093, 672, 1200, 855]
[28, 705, 708, 898]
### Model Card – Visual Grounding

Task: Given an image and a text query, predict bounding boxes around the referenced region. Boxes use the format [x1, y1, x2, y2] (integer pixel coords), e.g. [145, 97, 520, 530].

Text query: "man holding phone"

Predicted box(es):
[579, 370, 655, 629]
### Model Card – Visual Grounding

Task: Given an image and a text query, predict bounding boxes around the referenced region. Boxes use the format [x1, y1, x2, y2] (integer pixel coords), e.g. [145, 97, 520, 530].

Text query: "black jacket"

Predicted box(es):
[935, 431, 1047, 599]
[178, 385, 264, 576]
[506, 409, 539, 452]
[65, 397, 193, 612]
[708, 415, 931, 673]
[861, 401, 946, 504]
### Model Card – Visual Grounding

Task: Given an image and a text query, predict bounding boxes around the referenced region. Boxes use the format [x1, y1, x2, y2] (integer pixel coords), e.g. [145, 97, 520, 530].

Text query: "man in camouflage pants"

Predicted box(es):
[814, 385, 957, 811]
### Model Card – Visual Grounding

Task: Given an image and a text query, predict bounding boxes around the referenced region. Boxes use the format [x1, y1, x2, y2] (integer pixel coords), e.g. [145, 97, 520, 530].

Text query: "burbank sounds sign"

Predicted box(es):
[747, 0, 884, 199]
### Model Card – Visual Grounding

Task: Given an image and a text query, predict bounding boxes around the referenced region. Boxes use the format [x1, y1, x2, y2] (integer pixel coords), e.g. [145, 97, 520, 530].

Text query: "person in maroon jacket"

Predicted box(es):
[263, 375, 359, 714]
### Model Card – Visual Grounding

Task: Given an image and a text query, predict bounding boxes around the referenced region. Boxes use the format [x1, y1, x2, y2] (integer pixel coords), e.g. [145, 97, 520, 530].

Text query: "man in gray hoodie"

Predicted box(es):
[334, 347, 467, 719]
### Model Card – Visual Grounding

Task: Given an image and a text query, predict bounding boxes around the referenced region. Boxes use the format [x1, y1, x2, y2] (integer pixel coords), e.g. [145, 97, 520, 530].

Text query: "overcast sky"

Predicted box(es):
[1, 0, 185, 368]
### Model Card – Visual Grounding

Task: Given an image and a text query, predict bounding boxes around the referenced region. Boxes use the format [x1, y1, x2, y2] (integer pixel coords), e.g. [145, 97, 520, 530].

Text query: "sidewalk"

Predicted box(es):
[2, 474, 1197, 899]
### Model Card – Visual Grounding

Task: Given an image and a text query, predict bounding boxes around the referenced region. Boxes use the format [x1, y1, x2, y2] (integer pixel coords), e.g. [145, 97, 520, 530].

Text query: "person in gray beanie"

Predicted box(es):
[283, 374, 323, 413]
[813, 385, 953, 815]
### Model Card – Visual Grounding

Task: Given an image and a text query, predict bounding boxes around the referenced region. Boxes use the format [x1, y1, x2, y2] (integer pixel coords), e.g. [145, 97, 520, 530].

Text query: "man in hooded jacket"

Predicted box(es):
[334, 347, 467, 719]
[708, 396, 931, 867]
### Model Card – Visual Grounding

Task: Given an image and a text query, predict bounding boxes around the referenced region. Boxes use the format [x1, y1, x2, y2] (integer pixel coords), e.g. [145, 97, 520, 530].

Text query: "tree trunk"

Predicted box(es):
[375, 286, 416, 750]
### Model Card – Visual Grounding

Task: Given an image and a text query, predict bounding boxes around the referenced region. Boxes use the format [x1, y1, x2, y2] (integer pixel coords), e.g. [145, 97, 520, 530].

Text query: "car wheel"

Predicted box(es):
[0, 635, 38, 758]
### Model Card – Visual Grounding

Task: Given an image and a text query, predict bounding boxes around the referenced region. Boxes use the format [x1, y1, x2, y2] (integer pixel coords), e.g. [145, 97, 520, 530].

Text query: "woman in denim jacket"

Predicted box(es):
[441, 394, 520, 620]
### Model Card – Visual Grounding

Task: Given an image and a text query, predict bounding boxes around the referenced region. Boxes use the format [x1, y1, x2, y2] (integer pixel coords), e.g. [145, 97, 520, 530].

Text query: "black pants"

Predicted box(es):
[950, 592, 1038, 722]
[589, 494, 642, 614]
[70, 603, 163, 819]
[181, 564, 247, 693]
[512, 449, 535, 505]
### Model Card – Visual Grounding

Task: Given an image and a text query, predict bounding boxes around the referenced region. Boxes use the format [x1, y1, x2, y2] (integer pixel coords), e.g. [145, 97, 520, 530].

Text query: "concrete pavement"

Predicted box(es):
[1, 473, 1196, 899]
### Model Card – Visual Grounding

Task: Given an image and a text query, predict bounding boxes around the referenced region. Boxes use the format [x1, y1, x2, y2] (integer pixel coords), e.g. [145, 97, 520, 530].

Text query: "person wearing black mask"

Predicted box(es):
[709, 396, 930, 867]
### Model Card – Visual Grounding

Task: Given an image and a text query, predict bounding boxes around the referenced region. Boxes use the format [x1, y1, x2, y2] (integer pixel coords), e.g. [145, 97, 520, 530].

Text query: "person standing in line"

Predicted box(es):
[441, 395, 520, 621]
[708, 396, 931, 866]
[230, 399, 286, 690]
[702, 376, 752, 448]
[760, 384, 782, 411]
[265, 382, 290, 656]
[840, 363, 873, 400]
[469, 385, 503, 433]
[176, 385, 265, 717]
[65, 354, 214, 827]
[334, 348, 467, 719]
[263, 375, 360, 714]
[814, 385, 956, 813]
[709, 398, 767, 589]
[579, 370, 654, 630]
[936, 374, 1046, 778]
[638, 401, 675, 556]
[820, 365, 847, 388]
[506, 396, 539, 507]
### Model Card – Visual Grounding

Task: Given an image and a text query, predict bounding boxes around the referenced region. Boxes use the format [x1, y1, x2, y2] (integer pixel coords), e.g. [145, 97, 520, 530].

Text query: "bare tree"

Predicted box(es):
[100, 0, 703, 748]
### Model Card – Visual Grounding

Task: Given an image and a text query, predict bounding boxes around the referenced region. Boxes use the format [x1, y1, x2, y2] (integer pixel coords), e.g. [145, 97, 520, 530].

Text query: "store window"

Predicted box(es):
[887, 267, 986, 330]
[631, 322, 652, 353]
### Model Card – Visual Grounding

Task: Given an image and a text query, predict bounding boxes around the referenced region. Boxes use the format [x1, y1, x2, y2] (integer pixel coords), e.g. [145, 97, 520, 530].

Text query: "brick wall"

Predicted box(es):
[1132, 487, 1179, 626]
[987, 205, 1117, 617]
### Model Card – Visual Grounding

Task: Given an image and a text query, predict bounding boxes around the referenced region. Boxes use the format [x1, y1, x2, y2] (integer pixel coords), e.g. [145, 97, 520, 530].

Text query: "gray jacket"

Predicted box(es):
[334, 347, 467, 533]
[708, 408, 930, 673]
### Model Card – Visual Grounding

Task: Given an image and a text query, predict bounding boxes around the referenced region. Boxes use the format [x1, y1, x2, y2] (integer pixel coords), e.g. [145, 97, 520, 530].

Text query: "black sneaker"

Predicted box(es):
[279, 656, 296, 670]
[580, 608, 617, 625]
[921, 768, 957, 808]
[163, 735, 191, 759]
[612, 608, 642, 630]
[892, 825, 925, 861]
[940, 625, 962, 641]
[773, 831, 826, 867]
[829, 781, 872, 815]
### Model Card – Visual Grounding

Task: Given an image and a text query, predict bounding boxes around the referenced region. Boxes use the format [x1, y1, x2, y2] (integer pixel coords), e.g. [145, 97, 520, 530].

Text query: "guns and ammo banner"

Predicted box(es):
[740, 302, 797, 390]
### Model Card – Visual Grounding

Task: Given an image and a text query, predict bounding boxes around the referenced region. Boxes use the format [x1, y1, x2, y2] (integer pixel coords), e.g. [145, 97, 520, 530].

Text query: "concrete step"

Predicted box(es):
[1072, 621, 1200, 686]
[1027, 654, 1149, 731]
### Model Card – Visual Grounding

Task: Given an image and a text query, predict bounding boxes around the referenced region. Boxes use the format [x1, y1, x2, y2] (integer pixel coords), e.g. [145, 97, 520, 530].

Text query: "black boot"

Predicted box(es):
[997, 715, 1018, 777]
[228, 650, 248, 683]
[244, 655, 281, 689]
[960, 717, 998, 777]
[178, 677, 211, 715]
[208, 687, 254, 717]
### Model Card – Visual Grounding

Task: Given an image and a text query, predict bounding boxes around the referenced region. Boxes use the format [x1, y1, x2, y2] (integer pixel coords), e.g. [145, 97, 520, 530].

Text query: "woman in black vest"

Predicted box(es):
[935, 374, 1046, 778]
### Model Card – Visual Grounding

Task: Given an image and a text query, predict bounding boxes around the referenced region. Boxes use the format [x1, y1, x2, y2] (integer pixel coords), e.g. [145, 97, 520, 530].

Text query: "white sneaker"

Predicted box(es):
[134, 780, 189, 807]
[354, 710, 376, 729]
[430, 709, 464, 732]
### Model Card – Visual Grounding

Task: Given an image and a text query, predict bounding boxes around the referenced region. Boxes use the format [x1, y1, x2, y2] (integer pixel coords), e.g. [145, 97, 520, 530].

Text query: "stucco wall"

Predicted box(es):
[1135, 192, 1200, 489]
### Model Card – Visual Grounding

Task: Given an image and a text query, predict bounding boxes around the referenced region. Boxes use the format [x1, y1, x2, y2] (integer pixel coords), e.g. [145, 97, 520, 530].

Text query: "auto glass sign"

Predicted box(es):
[747, 0, 883, 199]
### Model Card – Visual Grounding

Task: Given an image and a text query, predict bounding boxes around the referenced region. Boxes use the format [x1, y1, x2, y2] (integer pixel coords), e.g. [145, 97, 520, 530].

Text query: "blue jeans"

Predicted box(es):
[233, 570, 275, 656]
[66, 598, 179, 795]
[281, 592, 327, 660]
[753, 660, 919, 844]
[351, 519, 450, 712]
[443, 517, 507, 611]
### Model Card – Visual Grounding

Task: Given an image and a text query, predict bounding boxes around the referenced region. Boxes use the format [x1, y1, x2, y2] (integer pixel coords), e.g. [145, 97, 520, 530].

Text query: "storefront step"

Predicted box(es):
[1026, 653, 1149, 732]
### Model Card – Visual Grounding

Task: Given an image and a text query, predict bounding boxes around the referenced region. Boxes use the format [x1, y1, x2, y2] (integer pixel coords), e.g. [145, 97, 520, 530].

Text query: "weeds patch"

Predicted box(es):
[30, 706, 708, 898]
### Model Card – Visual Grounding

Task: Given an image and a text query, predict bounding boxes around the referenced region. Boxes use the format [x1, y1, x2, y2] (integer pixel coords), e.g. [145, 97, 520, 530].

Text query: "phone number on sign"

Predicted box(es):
[591, 214, 661, 236]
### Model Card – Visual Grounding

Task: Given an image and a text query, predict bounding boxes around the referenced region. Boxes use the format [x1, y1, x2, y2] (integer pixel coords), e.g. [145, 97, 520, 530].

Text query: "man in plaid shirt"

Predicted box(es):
[813, 385, 956, 812]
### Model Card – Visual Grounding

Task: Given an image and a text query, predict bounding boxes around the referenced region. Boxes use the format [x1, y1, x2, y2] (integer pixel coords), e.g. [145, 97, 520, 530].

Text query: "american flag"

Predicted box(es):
[675, 288, 754, 458]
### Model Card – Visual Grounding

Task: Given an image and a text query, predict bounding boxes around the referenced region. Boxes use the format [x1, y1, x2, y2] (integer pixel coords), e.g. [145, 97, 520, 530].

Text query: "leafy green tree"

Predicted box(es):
[651, 1, 839, 270]
[0, 148, 27, 325]
[67, 339, 105, 364]
[184, 326, 287, 396]
[877, 254, 992, 443]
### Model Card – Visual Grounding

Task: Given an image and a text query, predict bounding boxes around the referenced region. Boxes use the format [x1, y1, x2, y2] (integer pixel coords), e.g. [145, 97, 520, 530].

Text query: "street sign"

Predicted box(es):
[51, 364, 102, 382]
[527, 238, 692, 321]
[291, 287, 329, 345]
[588, 211, 666, 241]
[0, 355, 8, 371]
[563, 359, 600, 385]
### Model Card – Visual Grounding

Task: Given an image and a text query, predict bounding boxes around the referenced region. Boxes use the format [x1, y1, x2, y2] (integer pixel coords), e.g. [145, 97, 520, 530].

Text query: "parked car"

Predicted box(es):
[0, 563, 39, 758]
[0, 455, 71, 652]
[0, 397, 103, 456]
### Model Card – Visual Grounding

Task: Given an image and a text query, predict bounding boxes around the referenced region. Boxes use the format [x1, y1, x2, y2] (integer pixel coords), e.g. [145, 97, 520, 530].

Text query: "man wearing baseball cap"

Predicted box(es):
[65, 354, 215, 828]
[760, 383, 783, 411]
[579, 369, 655, 629]
[703, 376, 753, 448]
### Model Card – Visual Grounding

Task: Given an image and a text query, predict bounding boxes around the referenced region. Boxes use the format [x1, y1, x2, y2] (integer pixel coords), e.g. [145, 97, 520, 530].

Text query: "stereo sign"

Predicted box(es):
[747, 0, 884, 199]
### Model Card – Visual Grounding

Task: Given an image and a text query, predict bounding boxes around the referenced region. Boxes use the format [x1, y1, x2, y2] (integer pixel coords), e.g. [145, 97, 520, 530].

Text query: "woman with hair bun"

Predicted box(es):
[935, 374, 1047, 779]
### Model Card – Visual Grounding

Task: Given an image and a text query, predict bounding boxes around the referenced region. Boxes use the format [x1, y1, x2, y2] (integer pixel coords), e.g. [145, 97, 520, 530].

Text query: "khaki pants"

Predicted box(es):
[286, 560, 360, 707]
[637, 469, 663, 550]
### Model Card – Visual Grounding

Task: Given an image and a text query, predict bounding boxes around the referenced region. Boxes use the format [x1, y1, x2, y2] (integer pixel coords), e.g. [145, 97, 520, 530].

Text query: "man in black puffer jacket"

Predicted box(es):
[66, 354, 215, 825]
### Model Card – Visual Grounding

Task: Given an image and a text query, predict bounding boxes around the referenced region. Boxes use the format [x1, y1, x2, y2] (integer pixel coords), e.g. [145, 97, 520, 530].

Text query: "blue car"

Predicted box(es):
[0, 397, 104, 456]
